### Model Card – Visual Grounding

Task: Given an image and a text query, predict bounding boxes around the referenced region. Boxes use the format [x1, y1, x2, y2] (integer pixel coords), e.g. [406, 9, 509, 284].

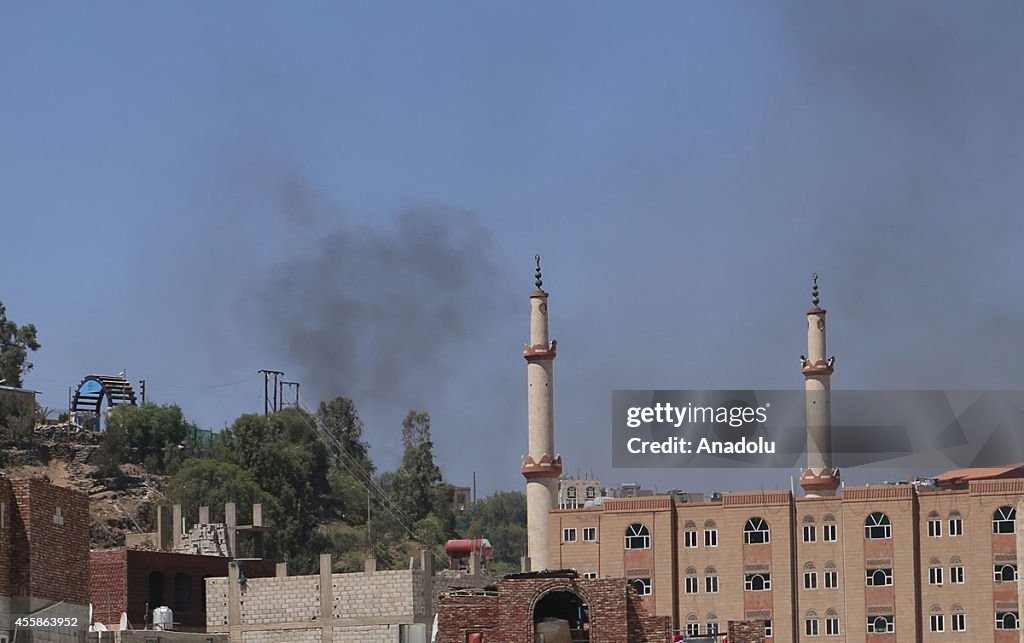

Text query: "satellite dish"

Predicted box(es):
[93, 622, 108, 631]
[119, 612, 129, 630]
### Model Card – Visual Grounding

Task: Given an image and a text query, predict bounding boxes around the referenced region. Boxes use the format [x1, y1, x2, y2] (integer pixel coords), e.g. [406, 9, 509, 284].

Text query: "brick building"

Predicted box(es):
[435, 570, 672, 643]
[0, 475, 90, 642]
[89, 548, 277, 632]
[550, 476, 1024, 641]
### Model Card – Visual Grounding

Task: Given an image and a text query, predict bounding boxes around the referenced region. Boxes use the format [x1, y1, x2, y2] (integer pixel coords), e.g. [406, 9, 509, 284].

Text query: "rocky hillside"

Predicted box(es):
[5, 433, 164, 548]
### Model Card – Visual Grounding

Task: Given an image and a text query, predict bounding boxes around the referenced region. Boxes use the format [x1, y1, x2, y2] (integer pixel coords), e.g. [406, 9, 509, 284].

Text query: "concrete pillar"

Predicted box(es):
[420, 548, 435, 619]
[198, 506, 209, 525]
[319, 554, 333, 643]
[275, 562, 288, 577]
[469, 550, 481, 576]
[364, 556, 377, 573]
[228, 561, 240, 633]
[252, 503, 262, 527]
[225, 502, 237, 557]
[156, 505, 172, 551]
[172, 504, 183, 550]
[521, 256, 561, 571]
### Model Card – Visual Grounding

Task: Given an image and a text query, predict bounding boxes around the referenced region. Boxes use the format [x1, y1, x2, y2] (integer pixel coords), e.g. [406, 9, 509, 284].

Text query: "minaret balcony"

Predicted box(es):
[800, 468, 841, 493]
[521, 454, 563, 480]
[523, 342, 557, 362]
[801, 360, 834, 376]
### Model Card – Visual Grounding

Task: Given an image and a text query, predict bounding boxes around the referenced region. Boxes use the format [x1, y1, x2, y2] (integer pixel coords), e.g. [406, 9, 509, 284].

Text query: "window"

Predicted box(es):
[585, 486, 596, 500]
[625, 523, 650, 549]
[824, 570, 838, 588]
[867, 616, 894, 633]
[764, 620, 773, 638]
[148, 571, 165, 609]
[745, 573, 771, 591]
[994, 564, 1018, 582]
[704, 528, 718, 547]
[805, 618, 819, 636]
[952, 613, 965, 632]
[949, 515, 963, 537]
[583, 527, 597, 542]
[865, 512, 891, 539]
[951, 565, 964, 584]
[685, 575, 698, 594]
[566, 487, 577, 499]
[705, 575, 719, 593]
[803, 524, 817, 543]
[630, 577, 652, 596]
[823, 523, 837, 542]
[930, 614, 945, 632]
[929, 566, 943, 585]
[684, 530, 698, 548]
[582, 572, 597, 579]
[804, 571, 818, 590]
[993, 506, 1016, 534]
[173, 573, 191, 611]
[826, 617, 840, 635]
[744, 517, 770, 544]
[562, 528, 576, 543]
[866, 568, 893, 586]
[686, 623, 700, 636]
[996, 612, 1019, 630]
[706, 621, 719, 635]
[928, 519, 942, 537]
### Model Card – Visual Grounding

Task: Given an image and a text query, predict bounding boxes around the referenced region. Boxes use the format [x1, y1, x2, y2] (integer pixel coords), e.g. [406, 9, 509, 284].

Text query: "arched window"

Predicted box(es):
[173, 573, 191, 611]
[744, 573, 771, 591]
[993, 506, 1016, 534]
[625, 523, 650, 549]
[997, 612, 1019, 630]
[864, 512, 891, 539]
[744, 517, 770, 544]
[148, 571, 165, 608]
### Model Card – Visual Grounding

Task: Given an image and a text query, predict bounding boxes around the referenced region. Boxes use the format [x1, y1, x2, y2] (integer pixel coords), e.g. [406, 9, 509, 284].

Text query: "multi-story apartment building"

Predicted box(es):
[549, 472, 1024, 642]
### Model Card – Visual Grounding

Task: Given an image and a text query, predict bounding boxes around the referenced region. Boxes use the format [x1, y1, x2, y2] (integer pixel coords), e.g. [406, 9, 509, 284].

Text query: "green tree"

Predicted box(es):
[0, 300, 40, 388]
[317, 397, 373, 473]
[98, 403, 198, 475]
[464, 491, 527, 574]
[390, 410, 444, 524]
[165, 458, 271, 525]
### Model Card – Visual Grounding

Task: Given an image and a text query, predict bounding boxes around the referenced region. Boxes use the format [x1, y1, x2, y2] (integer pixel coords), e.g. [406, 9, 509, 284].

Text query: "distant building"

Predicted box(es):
[453, 486, 472, 512]
[557, 478, 601, 510]
[0, 474, 90, 643]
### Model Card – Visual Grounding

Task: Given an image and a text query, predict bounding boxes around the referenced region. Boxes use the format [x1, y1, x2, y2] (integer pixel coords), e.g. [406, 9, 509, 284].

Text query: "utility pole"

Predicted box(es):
[282, 381, 300, 409]
[258, 370, 285, 415]
[139, 379, 146, 404]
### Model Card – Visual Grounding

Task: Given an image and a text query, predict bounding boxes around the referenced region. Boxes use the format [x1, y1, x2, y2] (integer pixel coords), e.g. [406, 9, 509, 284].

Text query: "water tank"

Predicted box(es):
[153, 606, 173, 631]
[444, 539, 493, 558]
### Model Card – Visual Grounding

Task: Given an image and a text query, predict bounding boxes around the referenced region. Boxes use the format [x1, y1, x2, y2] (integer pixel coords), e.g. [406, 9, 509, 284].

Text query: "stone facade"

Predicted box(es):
[550, 478, 1024, 642]
[436, 571, 672, 643]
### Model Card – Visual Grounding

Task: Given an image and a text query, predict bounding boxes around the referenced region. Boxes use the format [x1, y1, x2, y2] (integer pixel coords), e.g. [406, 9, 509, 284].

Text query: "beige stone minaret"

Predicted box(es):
[799, 273, 841, 496]
[521, 255, 561, 571]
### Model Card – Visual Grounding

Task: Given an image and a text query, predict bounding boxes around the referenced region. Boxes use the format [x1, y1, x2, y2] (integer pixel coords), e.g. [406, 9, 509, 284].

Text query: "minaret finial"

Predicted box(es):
[811, 272, 820, 307]
[534, 254, 543, 290]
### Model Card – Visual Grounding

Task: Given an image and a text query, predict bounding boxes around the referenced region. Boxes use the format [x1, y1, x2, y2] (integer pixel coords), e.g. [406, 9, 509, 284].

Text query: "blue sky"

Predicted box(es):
[2, 2, 1023, 495]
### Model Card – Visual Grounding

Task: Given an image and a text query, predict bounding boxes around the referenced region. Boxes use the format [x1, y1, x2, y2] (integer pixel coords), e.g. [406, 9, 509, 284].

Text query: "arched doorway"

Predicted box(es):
[534, 590, 589, 642]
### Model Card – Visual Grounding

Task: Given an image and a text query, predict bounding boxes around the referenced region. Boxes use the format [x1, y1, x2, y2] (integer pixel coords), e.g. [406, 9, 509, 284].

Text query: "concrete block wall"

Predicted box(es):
[330, 570, 421, 619]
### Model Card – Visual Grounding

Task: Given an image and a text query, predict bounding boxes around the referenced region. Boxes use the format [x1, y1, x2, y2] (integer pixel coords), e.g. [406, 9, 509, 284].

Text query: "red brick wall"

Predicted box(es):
[10, 478, 90, 604]
[437, 575, 671, 643]
[90, 549, 129, 626]
[90, 549, 277, 631]
[0, 478, 12, 598]
[728, 619, 765, 643]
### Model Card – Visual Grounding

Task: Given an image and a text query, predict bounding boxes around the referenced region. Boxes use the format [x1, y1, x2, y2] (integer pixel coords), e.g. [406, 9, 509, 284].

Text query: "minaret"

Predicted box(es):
[799, 273, 841, 496]
[521, 255, 561, 571]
